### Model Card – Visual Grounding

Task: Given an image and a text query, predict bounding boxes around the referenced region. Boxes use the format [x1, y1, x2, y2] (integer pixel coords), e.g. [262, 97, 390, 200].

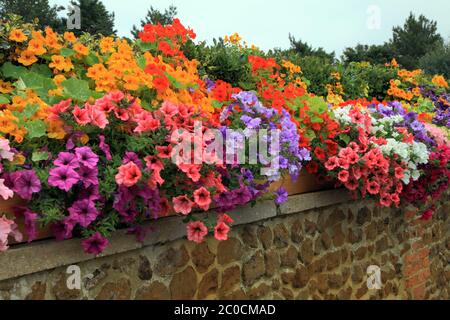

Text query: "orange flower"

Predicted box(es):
[74, 43, 89, 56]
[18, 50, 38, 66]
[432, 75, 449, 89]
[9, 28, 27, 42]
[49, 55, 73, 72]
[99, 37, 115, 54]
[27, 39, 47, 56]
[0, 80, 14, 94]
[64, 32, 77, 43]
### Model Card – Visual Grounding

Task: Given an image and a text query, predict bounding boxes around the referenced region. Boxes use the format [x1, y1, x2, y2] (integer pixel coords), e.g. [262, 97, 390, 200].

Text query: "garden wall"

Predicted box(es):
[0, 190, 448, 300]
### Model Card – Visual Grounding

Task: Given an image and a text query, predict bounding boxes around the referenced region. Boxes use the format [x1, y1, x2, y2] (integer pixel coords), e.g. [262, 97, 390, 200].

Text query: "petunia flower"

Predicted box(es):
[48, 166, 80, 192]
[11, 170, 41, 200]
[81, 232, 109, 255]
[214, 222, 230, 241]
[193, 187, 212, 211]
[75, 147, 99, 169]
[186, 221, 208, 244]
[173, 195, 195, 215]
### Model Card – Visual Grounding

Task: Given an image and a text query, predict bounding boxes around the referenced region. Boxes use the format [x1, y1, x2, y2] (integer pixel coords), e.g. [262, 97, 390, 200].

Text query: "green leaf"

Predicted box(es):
[1, 62, 28, 79]
[31, 151, 49, 162]
[61, 78, 92, 101]
[30, 64, 52, 77]
[24, 120, 46, 139]
[22, 104, 39, 119]
[137, 56, 147, 69]
[83, 53, 99, 66]
[0, 94, 10, 104]
[339, 134, 351, 145]
[60, 48, 76, 57]
[136, 40, 157, 52]
[212, 100, 223, 109]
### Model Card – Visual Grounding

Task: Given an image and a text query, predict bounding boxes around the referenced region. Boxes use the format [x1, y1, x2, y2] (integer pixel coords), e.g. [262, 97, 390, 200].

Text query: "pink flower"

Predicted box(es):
[0, 215, 22, 252]
[367, 180, 380, 195]
[72, 106, 90, 125]
[214, 222, 230, 241]
[86, 104, 109, 129]
[115, 162, 142, 187]
[324, 156, 339, 171]
[107, 91, 125, 103]
[173, 195, 194, 215]
[81, 232, 109, 255]
[0, 138, 14, 161]
[178, 163, 201, 182]
[0, 179, 13, 200]
[186, 221, 208, 244]
[193, 187, 211, 211]
[218, 214, 234, 224]
[338, 170, 349, 183]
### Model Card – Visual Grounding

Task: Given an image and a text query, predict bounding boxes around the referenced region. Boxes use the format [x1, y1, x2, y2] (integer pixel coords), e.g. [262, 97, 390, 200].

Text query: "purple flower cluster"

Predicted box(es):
[368, 101, 435, 146]
[421, 88, 450, 128]
[47, 147, 101, 240]
[6, 170, 41, 201]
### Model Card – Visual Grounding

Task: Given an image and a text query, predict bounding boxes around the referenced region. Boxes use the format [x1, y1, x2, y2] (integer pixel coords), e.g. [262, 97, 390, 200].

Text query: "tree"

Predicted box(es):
[288, 34, 335, 62]
[0, 0, 65, 31]
[420, 40, 450, 78]
[131, 5, 177, 38]
[68, 0, 116, 36]
[391, 12, 443, 70]
[342, 43, 395, 65]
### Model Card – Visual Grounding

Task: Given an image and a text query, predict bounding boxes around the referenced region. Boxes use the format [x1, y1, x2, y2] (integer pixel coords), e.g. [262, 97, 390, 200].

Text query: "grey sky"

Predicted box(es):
[49, 0, 450, 57]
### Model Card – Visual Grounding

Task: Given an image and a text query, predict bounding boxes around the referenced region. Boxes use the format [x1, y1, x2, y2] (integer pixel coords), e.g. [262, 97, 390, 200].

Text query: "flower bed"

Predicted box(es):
[0, 18, 449, 254]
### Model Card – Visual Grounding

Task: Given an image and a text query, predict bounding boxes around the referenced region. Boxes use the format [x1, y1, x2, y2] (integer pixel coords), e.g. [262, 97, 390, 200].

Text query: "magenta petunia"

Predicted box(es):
[11, 170, 41, 201]
[68, 199, 99, 227]
[81, 232, 109, 255]
[78, 165, 99, 188]
[98, 135, 112, 161]
[75, 147, 99, 169]
[54, 152, 79, 169]
[48, 166, 80, 192]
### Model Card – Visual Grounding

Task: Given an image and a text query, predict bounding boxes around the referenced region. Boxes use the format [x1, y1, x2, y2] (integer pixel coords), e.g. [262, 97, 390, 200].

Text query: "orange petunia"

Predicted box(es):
[18, 50, 38, 66]
[9, 28, 27, 42]
[27, 39, 47, 56]
[99, 37, 115, 54]
[0, 80, 14, 94]
[63, 32, 77, 43]
[74, 43, 89, 56]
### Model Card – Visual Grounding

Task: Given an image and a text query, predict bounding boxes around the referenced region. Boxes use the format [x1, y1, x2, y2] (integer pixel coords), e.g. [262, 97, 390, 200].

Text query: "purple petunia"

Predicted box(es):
[81, 232, 109, 255]
[54, 152, 79, 169]
[275, 187, 289, 205]
[75, 147, 99, 169]
[11, 170, 41, 200]
[48, 166, 80, 192]
[99, 135, 112, 161]
[68, 199, 99, 227]
[78, 165, 99, 188]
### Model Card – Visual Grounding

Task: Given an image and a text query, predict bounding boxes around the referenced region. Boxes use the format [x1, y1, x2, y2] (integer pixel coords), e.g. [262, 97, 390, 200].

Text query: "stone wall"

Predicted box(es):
[0, 191, 448, 300]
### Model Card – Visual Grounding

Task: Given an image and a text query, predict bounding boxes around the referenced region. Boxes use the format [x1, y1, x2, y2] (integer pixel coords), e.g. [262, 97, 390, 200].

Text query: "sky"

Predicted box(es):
[49, 0, 450, 57]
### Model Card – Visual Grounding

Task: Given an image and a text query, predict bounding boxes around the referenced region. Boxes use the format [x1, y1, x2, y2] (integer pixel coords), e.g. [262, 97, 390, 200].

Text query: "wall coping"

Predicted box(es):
[0, 189, 351, 282]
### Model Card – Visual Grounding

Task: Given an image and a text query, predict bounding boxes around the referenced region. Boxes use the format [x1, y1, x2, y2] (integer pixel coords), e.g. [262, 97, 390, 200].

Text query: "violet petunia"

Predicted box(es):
[81, 232, 109, 255]
[54, 152, 79, 169]
[48, 166, 80, 192]
[12, 170, 41, 201]
[68, 199, 99, 228]
[75, 147, 99, 169]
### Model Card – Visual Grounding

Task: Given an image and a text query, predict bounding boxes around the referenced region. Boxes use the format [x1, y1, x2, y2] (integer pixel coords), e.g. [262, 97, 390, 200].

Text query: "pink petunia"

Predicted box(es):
[214, 222, 230, 241]
[115, 162, 142, 187]
[72, 106, 90, 125]
[173, 195, 194, 215]
[186, 221, 208, 244]
[193, 187, 212, 211]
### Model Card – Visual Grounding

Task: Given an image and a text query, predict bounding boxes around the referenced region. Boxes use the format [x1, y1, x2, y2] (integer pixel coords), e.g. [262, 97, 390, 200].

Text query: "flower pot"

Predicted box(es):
[0, 197, 52, 245]
[269, 170, 335, 196]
